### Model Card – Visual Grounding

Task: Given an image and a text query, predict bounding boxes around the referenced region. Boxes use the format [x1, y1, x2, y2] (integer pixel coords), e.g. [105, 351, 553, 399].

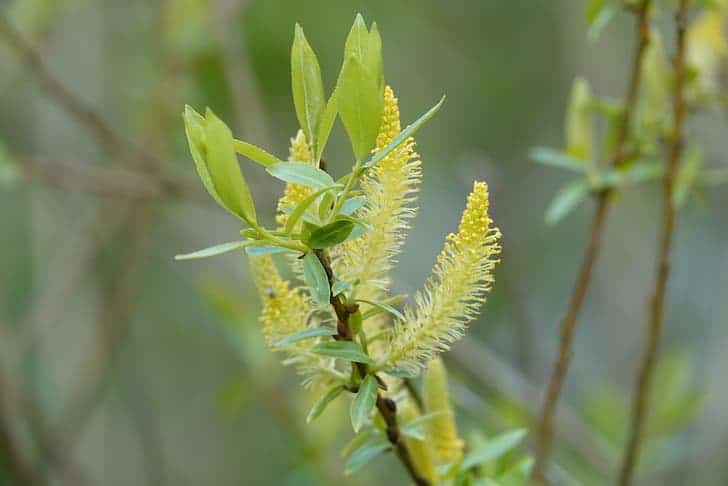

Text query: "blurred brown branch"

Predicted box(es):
[532, 1, 653, 481]
[618, 1, 690, 483]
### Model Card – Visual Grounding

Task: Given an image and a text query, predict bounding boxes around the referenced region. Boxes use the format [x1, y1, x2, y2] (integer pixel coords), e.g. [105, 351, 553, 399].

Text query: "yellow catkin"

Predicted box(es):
[424, 357, 464, 465]
[276, 130, 313, 226]
[333, 86, 422, 360]
[386, 181, 501, 373]
[249, 255, 340, 388]
[400, 401, 440, 483]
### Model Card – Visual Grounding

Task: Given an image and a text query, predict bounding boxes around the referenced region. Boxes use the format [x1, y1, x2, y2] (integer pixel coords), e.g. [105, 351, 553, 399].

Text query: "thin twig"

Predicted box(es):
[618, 1, 689, 483]
[532, 1, 653, 482]
[315, 251, 430, 485]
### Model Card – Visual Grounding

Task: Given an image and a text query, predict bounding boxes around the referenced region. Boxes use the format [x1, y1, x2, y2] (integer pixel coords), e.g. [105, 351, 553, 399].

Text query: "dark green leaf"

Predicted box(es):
[204, 108, 257, 223]
[275, 326, 338, 346]
[307, 385, 345, 423]
[302, 252, 331, 306]
[363, 95, 445, 168]
[530, 147, 587, 172]
[307, 220, 355, 249]
[291, 24, 325, 152]
[461, 429, 527, 470]
[175, 241, 249, 261]
[311, 341, 375, 364]
[336, 55, 383, 161]
[351, 375, 378, 432]
[545, 180, 590, 225]
[267, 162, 335, 189]
[284, 185, 340, 234]
[344, 440, 390, 475]
[233, 139, 281, 167]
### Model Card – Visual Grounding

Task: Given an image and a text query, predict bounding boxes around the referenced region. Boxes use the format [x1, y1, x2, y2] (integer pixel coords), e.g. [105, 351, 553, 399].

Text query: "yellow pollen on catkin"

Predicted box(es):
[385, 180, 501, 373]
[276, 130, 313, 226]
[376, 85, 403, 147]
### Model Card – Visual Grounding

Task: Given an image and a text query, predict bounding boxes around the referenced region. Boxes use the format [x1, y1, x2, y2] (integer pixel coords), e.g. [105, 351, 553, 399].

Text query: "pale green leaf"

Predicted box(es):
[545, 180, 590, 225]
[530, 147, 586, 172]
[204, 108, 257, 223]
[351, 375, 378, 433]
[233, 139, 281, 167]
[337, 55, 383, 161]
[291, 24, 325, 152]
[244, 245, 290, 256]
[275, 326, 338, 346]
[311, 341, 375, 364]
[267, 162, 335, 189]
[183, 105, 224, 208]
[340, 196, 367, 215]
[363, 95, 445, 168]
[175, 241, 249, 261]
[307, 385, 345, 423]
[315, 93, 338, 162]
[461, 429, 527, 470]
[284, 185, 340, 234]
[344, 440, 390, 475]
[358, 299, 405, 322]
[302, 252, 331, 305]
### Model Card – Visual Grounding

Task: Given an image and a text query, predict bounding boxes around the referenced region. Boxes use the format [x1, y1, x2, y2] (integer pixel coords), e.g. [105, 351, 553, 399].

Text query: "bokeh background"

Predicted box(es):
[1, 0, 726, 484]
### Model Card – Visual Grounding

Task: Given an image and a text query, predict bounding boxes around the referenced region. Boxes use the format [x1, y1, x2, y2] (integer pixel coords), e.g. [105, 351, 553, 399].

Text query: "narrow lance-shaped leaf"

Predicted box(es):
[267, 162, 335, 189]
[233, 139, 281, 167]
[284, 185, 340, 234]
[345, 440, 390, 475]
[530, 147, 586, 172]
[307, 385, 345, 423]
[545, 179, 590, 225]
[363, 95, 446, 168]
[174, 241, 250, 261]
[183, 105, 224, 208]
[302, 252, 331, 305]
[204, 108, 257, 224]
[311, 341, 375, 364]
[460, 429, 527, 470]
[337, 55, 383, 161]
[274, 326, 338, 346]
[350, 374, 378, 433]
[315, 93, 338, 162]
[291, 24, 325, 156]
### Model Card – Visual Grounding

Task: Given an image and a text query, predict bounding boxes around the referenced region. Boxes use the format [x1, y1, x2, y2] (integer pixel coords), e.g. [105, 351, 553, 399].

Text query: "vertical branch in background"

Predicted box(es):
[532, 1, 653, 482]
[618, 1, 689, 483]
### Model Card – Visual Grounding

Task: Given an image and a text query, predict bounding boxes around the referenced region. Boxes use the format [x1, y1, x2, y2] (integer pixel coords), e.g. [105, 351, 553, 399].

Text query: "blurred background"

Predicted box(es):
[0, 0, 726, 484]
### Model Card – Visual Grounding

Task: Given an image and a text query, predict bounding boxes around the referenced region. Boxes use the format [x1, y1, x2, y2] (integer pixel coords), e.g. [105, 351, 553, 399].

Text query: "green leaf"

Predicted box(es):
[363, 95, 445, 168]
[233, 139, 281, 167]
[699, 168, 728, 187]
[344, 440, 390, 475]
[337, 55, 383, 161]
[366, 22, 384, 93]
[461, 429, 528, 470]
[311, 341, 375, 364]
[332, 280, 352, 296]
[344, 14, 369, 63]
[315, 93, 338, 162]
[545, 180, 590, 225]
[275, 326, 338, 346]
[302, 252, 331, 306]
[291, 24, 325, 153]
[342, 431, 374, 457]
[340, 196, 367, 215]
[183, 105, 224, 208]
[307, 385, 345, 423]
[358, 299, 406, 322]
[175, 241, 249, 261]
[318, 191, 335, 221]
[204, 108, 257, 223]
[284, 185, 340, 234]
[306, 220, 355, 249]
[351, 375, 378, 433]
[400, 412, 448, 441]
[267, 162, 335, 189]
[565, 77, 593, 162]
[244, 245, 290, 256]
[674, 148, 703, 208]
[530, 147, 587, 172]
[383, 367, 419, 379]
[586, 0, 618, 42]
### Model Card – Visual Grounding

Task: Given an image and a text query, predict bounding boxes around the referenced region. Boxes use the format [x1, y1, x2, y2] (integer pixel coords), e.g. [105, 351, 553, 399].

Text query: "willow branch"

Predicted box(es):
[532, 1, 653, 482]
[618, 2, 689, 483]
[315, 251, 430, 486]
